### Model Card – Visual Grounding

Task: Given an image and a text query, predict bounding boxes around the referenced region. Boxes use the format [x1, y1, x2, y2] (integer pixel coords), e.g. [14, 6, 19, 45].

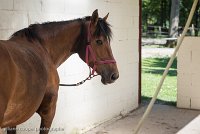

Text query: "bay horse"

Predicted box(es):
[0, 9, 119, 134]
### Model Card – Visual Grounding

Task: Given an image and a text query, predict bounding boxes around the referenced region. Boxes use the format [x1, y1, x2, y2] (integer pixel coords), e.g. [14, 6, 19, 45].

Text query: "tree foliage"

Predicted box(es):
[142, 0, 200, 29]
[179, 0, 193, 26]
[142, 0, 171, 27]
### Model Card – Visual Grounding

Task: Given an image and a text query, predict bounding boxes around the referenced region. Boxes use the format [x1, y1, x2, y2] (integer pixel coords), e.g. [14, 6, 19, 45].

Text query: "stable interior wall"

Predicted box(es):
[177, 37, 200, 110]
[0, 0, 139, 133]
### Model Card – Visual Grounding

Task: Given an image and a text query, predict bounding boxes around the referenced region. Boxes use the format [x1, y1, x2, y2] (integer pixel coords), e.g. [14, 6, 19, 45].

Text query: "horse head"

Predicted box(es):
[79, 9, 119, 85]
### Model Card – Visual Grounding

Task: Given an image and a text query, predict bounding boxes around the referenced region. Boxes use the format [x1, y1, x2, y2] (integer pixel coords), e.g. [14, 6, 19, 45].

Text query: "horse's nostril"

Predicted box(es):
[111, 73, 119, 81]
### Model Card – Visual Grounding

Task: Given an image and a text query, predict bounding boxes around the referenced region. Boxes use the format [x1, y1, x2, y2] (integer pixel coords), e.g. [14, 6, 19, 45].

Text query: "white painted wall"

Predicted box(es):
[0, 0, 139, 133]
[177, 37, 200, 110]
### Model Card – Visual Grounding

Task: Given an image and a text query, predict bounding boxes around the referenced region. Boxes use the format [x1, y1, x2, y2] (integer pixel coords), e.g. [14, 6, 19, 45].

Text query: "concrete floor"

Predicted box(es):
[85, 104, 200, 134]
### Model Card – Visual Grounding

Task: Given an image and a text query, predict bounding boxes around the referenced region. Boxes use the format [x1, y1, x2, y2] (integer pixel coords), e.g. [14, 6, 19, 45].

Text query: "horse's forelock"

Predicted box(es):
[94, 18, 112, 41]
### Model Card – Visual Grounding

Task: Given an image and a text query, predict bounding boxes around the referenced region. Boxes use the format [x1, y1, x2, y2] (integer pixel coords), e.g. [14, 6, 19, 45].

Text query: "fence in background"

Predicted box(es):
[142, 25, 200, 38]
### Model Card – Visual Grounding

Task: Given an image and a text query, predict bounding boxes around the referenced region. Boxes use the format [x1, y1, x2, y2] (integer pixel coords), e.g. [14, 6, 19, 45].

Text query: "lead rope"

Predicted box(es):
[133, 0, 198, 133]
[59, 66, 98, 86]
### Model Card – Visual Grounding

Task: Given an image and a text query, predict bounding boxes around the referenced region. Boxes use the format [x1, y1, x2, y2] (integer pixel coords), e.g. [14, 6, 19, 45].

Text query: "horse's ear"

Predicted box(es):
[91, 9, 99, 26]
[103, 13, 109, 21]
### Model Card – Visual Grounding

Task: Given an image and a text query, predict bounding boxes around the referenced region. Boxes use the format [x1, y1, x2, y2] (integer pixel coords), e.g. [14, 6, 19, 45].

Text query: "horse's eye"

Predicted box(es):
[96, 40, 103, 45]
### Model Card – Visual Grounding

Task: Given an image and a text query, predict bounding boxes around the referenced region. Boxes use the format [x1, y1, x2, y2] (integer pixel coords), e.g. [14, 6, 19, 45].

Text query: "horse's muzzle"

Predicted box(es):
[110, 72, 119, 81]
[101, 71, 119, 85]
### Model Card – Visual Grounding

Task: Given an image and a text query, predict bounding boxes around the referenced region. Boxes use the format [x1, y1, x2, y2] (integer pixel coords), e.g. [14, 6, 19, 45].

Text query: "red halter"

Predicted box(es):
[85, 22, 116, 77]
[59, 21, 116, 86]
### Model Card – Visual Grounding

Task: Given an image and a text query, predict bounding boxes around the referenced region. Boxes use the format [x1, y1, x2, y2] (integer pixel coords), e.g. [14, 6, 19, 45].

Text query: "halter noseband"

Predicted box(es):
[59, 21, 116, 86]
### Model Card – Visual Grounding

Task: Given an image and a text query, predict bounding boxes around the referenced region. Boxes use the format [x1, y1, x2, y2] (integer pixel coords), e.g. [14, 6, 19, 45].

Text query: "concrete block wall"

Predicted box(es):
[0, 0, 139, 133]
[177, 37, 200, 110]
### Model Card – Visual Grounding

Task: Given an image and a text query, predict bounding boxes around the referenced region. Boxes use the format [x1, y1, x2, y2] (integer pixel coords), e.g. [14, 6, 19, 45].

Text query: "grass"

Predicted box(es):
[142, 57, 177, 106]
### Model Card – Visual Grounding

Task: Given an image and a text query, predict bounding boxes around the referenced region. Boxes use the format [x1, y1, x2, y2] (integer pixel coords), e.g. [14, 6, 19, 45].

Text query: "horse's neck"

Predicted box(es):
[42, 21, 85, 67]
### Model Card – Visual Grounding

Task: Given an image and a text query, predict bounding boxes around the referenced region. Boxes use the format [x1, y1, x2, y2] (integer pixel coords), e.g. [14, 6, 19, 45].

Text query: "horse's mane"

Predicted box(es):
[11, 16, 112, 43]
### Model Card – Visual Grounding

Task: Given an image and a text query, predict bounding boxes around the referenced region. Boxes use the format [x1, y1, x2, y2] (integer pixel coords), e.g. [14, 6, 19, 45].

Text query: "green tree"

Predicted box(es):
[179, 0, 200, 35]
[142, 0, 200, 37]
[142, 0, 170, 27]
[179, 0, 193, 26]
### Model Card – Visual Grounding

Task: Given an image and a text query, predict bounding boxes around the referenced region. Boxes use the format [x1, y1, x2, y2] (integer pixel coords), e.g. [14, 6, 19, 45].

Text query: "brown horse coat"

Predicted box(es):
[0, 39, 58, 125]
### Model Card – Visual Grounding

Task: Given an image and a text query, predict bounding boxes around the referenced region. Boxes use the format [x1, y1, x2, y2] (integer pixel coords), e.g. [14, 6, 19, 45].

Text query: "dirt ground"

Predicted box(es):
[85, 104, 200, 134]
